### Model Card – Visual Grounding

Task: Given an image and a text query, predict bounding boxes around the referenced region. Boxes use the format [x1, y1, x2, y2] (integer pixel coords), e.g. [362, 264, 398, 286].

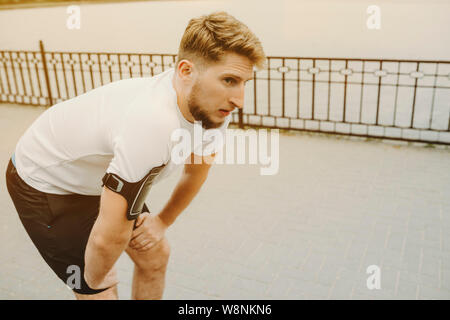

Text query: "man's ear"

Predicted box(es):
[177, 60, 195, 81]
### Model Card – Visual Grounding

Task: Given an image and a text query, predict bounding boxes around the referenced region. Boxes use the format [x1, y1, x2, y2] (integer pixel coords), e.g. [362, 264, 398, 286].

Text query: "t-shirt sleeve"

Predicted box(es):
[106, 114, 174, 183]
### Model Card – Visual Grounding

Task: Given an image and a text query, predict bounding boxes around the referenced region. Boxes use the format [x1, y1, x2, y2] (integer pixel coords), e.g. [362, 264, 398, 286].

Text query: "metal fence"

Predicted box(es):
[1, 41, 449, 144]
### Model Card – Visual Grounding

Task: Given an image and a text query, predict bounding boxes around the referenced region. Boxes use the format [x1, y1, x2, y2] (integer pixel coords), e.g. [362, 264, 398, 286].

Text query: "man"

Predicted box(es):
[5, 11, 265, 300]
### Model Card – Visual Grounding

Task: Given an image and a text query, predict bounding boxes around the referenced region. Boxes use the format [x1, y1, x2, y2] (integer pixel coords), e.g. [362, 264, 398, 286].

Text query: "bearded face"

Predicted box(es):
[183, 52, 254, 130]
[187, 80, 224, 130]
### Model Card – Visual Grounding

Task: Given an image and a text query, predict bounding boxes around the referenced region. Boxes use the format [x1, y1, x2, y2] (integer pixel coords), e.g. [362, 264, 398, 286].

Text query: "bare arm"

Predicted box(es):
[84, 186, 135, 289]
[157, 152, 215, 227]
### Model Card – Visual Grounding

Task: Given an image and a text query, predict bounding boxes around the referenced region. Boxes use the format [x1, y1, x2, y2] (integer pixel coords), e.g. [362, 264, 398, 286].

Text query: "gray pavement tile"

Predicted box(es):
[378, 268, 399, 292]
[419, 256, 441, 277]
[418, 284, 450, 300]
[385, 232, 406, 252]
[204, 273, 234, 298]
[175, 273, 209, 294]
[396, 282, 420, 299]
[300, 251, 326, 278]
[230, 276, 268, 295]
[328, 280, 353, 300]
[440, 267, 450, 291]
[163, 284, 182, 300]
[315, 265, 339, 286]
[381, 249, 404, 270]
[418, 273, 440, 288]
[400, 256, 422, 274]
[170, 284, 207, 300]
[265, 276, 293, 298]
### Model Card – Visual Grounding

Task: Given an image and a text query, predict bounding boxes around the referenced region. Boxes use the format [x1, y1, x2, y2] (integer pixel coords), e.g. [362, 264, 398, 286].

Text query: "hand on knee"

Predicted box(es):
[129, 237, 170, 272]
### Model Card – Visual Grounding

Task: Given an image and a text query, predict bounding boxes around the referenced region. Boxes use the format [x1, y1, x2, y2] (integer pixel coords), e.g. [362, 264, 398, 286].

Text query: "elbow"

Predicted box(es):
[85, 232, 130, 270]
[84, 269, 100, 289]
[84, 234, 128, 288]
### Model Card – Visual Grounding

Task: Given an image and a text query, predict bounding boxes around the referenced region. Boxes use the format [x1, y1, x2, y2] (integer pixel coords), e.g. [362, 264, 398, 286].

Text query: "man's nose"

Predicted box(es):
[229, 85, 245, 109]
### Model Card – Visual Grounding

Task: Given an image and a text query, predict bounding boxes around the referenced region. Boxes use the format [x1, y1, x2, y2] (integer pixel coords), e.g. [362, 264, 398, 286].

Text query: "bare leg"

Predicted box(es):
[74, 284, 118, 300]
[125, 237, 171, 300]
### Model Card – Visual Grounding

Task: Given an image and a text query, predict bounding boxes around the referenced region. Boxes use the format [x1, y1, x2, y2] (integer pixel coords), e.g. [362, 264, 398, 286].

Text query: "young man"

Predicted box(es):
[5, 11, 265, 300]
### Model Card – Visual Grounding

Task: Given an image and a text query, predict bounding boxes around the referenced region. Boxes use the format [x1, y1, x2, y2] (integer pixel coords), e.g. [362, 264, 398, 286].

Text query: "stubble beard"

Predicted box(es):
[187, 82, 224, 130]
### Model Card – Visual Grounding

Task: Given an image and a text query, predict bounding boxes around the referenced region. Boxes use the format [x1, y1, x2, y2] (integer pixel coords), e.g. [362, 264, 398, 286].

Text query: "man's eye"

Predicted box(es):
[224, 78, 235, 85]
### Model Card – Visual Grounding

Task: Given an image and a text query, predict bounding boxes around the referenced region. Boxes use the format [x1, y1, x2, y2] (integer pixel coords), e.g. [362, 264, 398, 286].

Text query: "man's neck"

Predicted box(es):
[172, 74, 195, 124]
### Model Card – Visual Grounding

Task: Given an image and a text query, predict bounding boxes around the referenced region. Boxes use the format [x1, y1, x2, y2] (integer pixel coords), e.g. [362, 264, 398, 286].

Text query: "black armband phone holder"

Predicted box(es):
[101, 163, 166, 220]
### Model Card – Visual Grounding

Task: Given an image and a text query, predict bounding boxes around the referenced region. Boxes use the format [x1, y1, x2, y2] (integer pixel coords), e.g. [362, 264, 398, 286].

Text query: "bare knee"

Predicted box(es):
[127, 237, 171, 272]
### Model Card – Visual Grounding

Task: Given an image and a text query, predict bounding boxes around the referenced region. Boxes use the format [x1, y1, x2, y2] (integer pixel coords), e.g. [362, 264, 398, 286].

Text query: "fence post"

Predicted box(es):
[39, 40, 53, 106]
[238, 108, 244, 129]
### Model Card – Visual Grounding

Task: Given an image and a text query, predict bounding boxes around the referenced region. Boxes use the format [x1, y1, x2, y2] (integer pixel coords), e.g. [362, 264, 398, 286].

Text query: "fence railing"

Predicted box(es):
[1, 41, 449, 144]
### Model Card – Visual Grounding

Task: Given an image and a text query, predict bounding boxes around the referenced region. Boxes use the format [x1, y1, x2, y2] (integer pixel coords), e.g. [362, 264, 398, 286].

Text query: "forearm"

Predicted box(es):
[158, 171, 208, 227]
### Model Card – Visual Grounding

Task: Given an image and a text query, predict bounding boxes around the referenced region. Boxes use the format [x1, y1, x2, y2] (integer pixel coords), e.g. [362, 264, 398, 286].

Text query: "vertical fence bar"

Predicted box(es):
[296, 58, 300, 119]
[39, 40, 53, 106]
[448, 110, 450, 131]
[0, 52, 7, 101]
[359, 61, 365, 124]
[17, 52, 27, 103]
[342, 59, 348, 123]
[50, 52, 61, 101]
[312, 59, 315, 120]
[281, 57, 285, 118]
[60, 52, 69, 99]
[1, 51, 13, 102]
[79, 53, 86, 93]
[392, 62, 401, 127]
[429, 63, 439, 130]
[69, 52, 78, 97]
[138, 54, 143, 77]
[410, 62, 420, 128]
[375, 60, 382, 125]
[97, 54, 104, 86]
[267, 58, 271, 119]
[25, 52, 36, 104]
[0, 66, 4, 102]
[238, 108, 244, 128]
[127, 53, 132, 78]
[172, 54, 176, 70]
[327, 59, 331, 121]
[33, 52, 44, 102]
[107, 53, 113, 83]
[87, 53, 94, 90]
[118, 54, 123, 80]
[149, 55, 154, 76]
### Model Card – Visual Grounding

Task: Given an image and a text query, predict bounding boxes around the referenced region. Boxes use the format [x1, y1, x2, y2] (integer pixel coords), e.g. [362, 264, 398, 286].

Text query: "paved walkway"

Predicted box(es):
[0, 103, 449, 300]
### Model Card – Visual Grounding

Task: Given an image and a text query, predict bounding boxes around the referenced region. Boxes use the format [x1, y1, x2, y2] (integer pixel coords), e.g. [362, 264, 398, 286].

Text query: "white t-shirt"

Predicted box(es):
[14, 68, 231, 195]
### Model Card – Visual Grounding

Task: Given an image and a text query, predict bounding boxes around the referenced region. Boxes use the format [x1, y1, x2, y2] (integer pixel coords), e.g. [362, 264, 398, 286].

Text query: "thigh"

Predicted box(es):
[5, 159, 108, 295]
[39, 192, 108, 294]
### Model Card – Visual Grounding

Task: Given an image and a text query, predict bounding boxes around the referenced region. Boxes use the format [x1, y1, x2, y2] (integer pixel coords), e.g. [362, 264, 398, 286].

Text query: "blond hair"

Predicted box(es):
[176, 11, 266, 70]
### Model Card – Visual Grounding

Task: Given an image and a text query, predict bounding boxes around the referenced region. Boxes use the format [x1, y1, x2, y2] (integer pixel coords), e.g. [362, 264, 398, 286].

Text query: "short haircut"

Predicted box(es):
[176, 11, 266, 71]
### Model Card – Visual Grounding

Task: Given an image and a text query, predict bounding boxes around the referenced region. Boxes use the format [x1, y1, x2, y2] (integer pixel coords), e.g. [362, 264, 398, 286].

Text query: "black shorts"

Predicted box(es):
[5, 157, 148, 295]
